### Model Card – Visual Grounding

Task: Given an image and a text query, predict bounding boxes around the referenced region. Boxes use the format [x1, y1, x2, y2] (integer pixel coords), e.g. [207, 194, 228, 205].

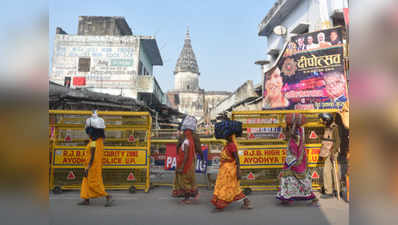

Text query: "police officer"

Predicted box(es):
[319, 113, 341, 199]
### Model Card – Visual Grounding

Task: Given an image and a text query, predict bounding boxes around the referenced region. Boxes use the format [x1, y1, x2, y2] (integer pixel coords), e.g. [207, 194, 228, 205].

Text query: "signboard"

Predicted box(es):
[111, 59, 133, 67]
[164, 144, 177, 170]
[53, 148, 147, 167]
[73, 77, 86, 86]
[246, 118, 282, 139]
[263, 27, 347, 110]
[239, 147, 324, 168]
[164, 144, 208, 173]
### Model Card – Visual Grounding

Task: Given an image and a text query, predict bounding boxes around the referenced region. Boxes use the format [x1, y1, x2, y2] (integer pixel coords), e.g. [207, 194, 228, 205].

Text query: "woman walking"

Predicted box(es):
[78, 110, 113, 207]
[276, 113, 319, 206]
[211, 130, 252, 211]
[173, 116, 199, 204]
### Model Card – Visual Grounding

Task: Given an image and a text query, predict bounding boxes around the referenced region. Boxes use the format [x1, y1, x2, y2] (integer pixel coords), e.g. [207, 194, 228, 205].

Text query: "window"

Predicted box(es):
[332, 17, 345, 27]
[64, 77, 71, 88]
[138, 61, 143, 75]
[143, 67, 149, 75]
[78, 58, 90, 72]
[174, 94, 179, 104]
[291, 23, 309, 34]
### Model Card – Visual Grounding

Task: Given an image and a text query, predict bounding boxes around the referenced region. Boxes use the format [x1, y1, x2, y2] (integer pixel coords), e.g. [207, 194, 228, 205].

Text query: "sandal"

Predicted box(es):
[281, 200, 293, 206]
[241, 199, 253, 209]
[193, 192, 200, 201]
[104, 196, 114, 207]
[181, 199, 192, 204]
[77, 199, 90, 206]
[211, 208, 224, 213]
[311, 198, 320, 207]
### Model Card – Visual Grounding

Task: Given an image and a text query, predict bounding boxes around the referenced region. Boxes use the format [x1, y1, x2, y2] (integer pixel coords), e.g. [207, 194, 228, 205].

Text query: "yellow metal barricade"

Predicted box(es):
[49, 110, 152, 193]
[150, 129, 225, 188]
[232, 109, 339, 192]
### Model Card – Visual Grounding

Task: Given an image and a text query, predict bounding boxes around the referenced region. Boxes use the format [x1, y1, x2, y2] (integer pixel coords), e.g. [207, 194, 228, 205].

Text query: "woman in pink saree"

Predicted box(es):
[276, 114, 319, 206]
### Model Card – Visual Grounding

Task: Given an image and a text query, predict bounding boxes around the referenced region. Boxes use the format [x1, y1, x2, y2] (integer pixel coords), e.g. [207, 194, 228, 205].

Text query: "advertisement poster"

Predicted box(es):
[165, 144, 208, 173]
[263, 27, 347, 110]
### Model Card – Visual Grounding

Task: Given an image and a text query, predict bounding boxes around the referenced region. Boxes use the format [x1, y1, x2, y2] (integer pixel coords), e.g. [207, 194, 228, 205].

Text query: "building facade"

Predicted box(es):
[257, 0, 348, 72]
[50, 16, 167, 106]
[167, 30, 230, 122]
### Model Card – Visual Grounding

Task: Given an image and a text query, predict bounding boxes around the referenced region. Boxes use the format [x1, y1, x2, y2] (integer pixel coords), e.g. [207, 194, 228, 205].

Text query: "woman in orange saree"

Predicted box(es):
[211, 134, 251, 211]
[173, 116, 199, 204]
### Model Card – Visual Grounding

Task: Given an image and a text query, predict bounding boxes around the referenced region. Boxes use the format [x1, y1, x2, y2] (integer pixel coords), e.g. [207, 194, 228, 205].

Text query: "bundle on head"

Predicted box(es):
[180, 115, 197, 131]
[214, 119, 243, 139]
[85, 110, 106, 140]
[284, 113, 305, 140]
[285, 113, 306, 126]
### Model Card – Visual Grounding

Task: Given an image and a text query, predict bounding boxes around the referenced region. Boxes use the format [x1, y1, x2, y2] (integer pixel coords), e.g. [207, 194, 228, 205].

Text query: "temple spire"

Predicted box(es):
[186, 26, 190, 39]
[174, 28, 200, 75]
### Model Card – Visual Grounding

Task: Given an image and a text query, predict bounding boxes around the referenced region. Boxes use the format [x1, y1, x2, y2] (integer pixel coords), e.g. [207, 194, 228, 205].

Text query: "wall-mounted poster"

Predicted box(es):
[262, 27, 347, 110]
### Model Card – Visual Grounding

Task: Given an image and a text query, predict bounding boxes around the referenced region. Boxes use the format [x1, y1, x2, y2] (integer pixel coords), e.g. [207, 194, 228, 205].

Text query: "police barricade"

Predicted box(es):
[49, 110, 152, 193]
[232, 109, 339, 192]
[150, 129, 224, 189]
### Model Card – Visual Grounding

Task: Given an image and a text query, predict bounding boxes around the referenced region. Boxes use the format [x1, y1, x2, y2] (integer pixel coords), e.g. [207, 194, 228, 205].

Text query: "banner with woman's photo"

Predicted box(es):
[262, 27, 347, 110]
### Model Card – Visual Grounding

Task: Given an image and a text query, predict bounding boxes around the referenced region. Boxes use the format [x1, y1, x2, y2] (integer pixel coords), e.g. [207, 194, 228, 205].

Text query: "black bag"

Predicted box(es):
[214, 120, 243, 139]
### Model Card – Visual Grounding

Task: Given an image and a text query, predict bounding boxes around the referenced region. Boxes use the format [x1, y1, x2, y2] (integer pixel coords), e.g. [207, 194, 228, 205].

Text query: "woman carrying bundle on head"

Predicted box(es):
[276, 113, 319, 206]
[78, 110, 113, 207]
[173, 116, 200, 204]
[211, 120, 252, 211]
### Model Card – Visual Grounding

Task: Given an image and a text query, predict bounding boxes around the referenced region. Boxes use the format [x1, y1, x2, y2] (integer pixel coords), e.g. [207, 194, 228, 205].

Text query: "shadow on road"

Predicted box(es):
[50, 187, 348, 225]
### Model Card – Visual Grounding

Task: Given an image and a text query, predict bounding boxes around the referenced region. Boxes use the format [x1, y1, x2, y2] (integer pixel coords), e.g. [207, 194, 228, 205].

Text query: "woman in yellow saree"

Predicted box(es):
[211, 134, 252, 211]
[78, 111, 113, 207]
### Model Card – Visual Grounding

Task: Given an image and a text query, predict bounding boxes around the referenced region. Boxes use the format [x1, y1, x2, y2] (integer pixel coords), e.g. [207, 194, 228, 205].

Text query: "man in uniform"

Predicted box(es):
[319, 113, 341, 199]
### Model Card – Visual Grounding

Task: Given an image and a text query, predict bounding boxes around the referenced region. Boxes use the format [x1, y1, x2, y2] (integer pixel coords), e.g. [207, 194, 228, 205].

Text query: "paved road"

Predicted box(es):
[50, 188, 348, 225]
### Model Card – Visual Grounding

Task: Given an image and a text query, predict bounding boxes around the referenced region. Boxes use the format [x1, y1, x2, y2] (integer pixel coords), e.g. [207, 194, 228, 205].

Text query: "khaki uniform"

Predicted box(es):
[322, 123, 341, 195]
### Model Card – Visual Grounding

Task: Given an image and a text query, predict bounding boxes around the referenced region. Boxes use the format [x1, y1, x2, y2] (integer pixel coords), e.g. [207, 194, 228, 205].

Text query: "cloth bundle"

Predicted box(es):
[85, 111, 106, 129]
[85, 111, 106, 140]
[285, 113, 306, 126]
[180, 115, 197, 131]
[214, 120, 243, 139]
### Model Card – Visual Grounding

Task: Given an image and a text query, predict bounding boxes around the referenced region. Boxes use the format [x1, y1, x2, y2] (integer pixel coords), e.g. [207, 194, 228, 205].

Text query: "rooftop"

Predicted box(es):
[258, 0, 301, 36]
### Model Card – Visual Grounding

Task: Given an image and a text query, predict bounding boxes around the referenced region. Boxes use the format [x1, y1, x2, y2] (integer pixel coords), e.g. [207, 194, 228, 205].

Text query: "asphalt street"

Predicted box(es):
[50, 187, 348, 225]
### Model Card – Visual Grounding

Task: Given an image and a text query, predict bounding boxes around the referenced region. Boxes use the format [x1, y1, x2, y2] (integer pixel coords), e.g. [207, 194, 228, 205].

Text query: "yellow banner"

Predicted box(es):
[53, 148, 147, 166]
[239, 147, 324, 168]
